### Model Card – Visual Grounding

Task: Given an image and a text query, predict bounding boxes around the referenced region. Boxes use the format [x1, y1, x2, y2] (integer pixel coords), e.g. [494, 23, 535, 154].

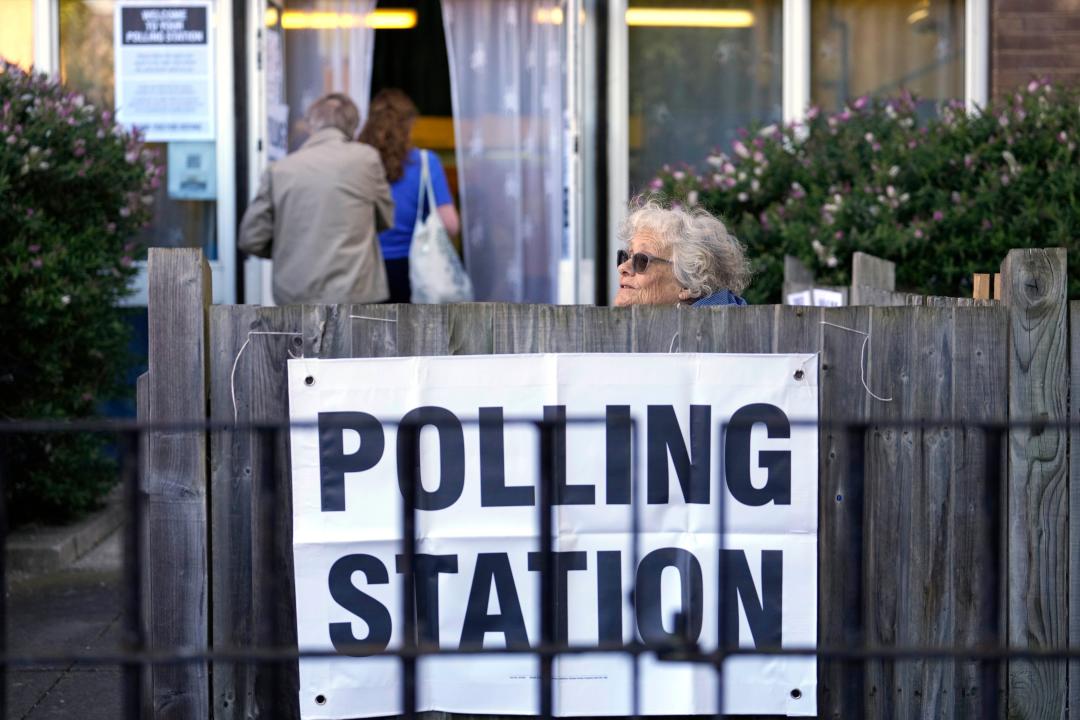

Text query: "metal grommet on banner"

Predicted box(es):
[790, 689, 803, 700]
[793, 369, 805, 381]
[304, 375, 316, 387]
[315, 695, 327, 706]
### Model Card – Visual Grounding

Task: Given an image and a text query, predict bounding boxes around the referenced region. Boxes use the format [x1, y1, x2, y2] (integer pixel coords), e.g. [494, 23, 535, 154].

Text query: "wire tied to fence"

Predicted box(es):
[349, 315, 398, 323]
[230, 331, 303, 422]
[819, 320, 894, 403]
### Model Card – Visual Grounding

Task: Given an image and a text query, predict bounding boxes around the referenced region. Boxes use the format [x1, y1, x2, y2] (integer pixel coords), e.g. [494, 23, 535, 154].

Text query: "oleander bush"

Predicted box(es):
[649, 78, 1080, 304]
[0, 61, 160, 523]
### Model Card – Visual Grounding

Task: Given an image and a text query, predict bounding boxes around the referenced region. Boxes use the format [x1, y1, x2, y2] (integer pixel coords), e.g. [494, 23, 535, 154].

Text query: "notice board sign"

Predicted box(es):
[113, 1, 214, 141]
[287, 354, 819, 718]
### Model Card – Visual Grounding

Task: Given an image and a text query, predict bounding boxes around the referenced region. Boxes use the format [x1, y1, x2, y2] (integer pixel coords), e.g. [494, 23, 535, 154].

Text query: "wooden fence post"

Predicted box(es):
[1000, 248, 1068, 719]
[146, 248, 210, 719]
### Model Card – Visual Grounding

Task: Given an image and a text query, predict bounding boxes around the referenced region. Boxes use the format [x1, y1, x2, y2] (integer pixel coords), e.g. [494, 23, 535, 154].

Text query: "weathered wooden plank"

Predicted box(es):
[782, 255, 815, 303]
[785, 254, 815, 286]
[850, 286, 918, 307]
[303, 304, 353, 359]
[1001, 248, 1068, 719]
[951, 306, 1009, 718]
[209, 304, 259, 720]
[350, 304, 399, 357]
[630, 305, 680, 352]
[817, 306, 872, 719]
[397, 304, 451, 356]
[537, 305, 584, 352]
[448, 303, 495, 355]
[679, 305, 772, 353]
[1070, 301, 1080, 720]
[863, 307, 960, 719]
[493, 304, 541, 353]
[146, 248, 210, 720]
[248, 306, 304, 719]
[772, 305, 825, 355]
[852, 252, 895, 291]
[580, 306, 631, 352]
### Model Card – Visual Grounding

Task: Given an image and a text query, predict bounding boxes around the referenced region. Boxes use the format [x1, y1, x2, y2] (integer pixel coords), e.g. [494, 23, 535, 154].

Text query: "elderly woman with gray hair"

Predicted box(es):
[614, 199, 751, 307]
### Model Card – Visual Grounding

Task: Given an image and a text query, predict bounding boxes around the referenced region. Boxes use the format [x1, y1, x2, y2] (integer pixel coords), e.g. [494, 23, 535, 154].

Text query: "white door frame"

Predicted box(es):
[243, 0, 275, 305]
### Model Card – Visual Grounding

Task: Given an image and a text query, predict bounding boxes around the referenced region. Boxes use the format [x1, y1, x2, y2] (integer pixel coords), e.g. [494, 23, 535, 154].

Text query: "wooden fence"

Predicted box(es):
[137, 247, 1075, 720]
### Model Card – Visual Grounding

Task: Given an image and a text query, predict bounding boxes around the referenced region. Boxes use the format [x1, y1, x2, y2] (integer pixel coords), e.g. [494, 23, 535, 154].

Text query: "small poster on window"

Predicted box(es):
[167, 141, 216, 200]
[114, 1, 215, 142]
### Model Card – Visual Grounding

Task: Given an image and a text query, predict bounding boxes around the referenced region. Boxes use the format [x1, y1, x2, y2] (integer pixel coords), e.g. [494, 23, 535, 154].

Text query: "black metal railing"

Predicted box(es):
[0, 415, 1052, 720]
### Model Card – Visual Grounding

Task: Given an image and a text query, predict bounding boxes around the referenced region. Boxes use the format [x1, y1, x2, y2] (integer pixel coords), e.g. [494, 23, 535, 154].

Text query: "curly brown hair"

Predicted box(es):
[358, 89, 419, 183]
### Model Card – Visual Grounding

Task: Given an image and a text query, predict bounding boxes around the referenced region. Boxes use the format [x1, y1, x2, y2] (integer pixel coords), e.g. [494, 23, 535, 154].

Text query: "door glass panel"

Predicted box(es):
[58, 0, 219, 260]
[627, 0, 783, 193]
[811, 0, 965, 114]
[0, 0, 35, 69]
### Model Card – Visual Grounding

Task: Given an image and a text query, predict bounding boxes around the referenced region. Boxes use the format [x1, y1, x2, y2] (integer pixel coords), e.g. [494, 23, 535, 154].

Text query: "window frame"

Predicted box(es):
[603, 0, 990, 303]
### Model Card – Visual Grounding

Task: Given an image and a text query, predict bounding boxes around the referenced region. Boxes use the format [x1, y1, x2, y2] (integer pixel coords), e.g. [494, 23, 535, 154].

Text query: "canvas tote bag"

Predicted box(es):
[408, 150, 474, 303]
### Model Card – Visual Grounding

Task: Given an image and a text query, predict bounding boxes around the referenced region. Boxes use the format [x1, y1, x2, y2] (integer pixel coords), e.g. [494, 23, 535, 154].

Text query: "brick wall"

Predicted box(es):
[993, 0, 1080, 97]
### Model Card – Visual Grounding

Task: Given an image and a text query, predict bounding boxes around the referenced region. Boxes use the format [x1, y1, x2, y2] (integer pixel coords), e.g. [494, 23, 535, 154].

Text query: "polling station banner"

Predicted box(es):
[287, 354, 818, 718]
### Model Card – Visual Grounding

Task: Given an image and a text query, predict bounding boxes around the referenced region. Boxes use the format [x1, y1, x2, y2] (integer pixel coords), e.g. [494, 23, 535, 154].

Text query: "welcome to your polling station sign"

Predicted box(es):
[287, 354, 818, 718]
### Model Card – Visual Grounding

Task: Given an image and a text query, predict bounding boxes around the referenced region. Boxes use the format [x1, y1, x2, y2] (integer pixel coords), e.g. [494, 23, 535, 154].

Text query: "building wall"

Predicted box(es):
[993, 0, 1080, 96]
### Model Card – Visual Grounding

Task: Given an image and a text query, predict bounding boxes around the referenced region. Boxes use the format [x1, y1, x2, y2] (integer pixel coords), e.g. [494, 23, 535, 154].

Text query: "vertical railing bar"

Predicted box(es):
[980, 425, 1003, 719]
[121, 430, 145, 720]
[259, 427, 282, 720]
[629, 417, 641, 720]
[0, 437, 9, 720]
[715, 422, 727, 719]
[537, 420, 555, 720]
[400, 421, 418, 720]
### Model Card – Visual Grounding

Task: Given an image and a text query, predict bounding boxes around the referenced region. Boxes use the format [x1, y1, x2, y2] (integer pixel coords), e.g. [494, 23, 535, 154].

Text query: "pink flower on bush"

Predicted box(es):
[120, 256, 133, 268]
[31, 258, 43, 268]
[648, 178, 662, 190]
[732, 140, 750, 159]
[914, 229, 924, 239]
[933, 210, 944, 221]
[28, 243, 40, 253]
[854, 96, 869, 110]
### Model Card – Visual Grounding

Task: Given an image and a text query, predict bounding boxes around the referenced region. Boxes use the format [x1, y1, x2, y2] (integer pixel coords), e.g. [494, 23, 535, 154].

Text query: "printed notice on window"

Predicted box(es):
[114, 1, 214, 141]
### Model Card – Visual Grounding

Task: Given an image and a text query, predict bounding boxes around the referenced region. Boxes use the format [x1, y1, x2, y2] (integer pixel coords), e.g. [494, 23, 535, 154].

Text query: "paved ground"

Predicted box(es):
[7, 529, 124, 719]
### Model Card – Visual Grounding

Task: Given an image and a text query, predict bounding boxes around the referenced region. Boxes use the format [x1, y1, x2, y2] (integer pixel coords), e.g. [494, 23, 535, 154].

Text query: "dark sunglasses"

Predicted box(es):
[617, 249, 672, 274]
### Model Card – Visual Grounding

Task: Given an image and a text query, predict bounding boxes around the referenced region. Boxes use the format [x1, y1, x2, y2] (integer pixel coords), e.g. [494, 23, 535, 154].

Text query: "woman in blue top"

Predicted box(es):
[359, 89, 460, 303]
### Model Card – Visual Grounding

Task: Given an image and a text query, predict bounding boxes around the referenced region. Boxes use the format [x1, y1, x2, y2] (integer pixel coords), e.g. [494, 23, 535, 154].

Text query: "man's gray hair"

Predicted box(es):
[618, 197, 752, 297]
[306, 93, 360, 138]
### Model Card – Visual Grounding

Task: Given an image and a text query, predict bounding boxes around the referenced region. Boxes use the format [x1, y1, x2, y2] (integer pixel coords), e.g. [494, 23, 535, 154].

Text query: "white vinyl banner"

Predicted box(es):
[287, 354, 818, 719]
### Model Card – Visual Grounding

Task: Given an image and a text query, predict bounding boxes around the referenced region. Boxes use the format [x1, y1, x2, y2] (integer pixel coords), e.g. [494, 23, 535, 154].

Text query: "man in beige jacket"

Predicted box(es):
[239, 93, 394, 304]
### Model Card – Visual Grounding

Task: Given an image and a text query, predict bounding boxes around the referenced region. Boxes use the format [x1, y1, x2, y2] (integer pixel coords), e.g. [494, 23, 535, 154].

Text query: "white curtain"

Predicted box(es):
[284, 0, 376, 145]
[443, 0, 566, 303]
[333, 0, 377, 122]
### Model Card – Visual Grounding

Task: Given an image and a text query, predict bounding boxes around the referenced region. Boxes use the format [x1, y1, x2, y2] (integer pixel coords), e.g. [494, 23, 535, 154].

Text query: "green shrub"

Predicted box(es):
[648, 79, 1080, 304]
[0, 62, 159, 523]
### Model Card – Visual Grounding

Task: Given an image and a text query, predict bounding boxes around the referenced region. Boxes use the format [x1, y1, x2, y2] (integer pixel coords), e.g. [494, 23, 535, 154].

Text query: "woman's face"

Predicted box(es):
[613, 230, 684, 307]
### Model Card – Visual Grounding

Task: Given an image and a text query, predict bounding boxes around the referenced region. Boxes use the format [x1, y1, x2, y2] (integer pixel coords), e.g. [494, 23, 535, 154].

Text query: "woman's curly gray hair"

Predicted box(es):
[619, 198, 752, 297]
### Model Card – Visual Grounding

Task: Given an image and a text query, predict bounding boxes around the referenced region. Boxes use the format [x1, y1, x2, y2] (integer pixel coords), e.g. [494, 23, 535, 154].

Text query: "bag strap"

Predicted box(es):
[414, 150, 429, 227]
[422, 151, 439, 217]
